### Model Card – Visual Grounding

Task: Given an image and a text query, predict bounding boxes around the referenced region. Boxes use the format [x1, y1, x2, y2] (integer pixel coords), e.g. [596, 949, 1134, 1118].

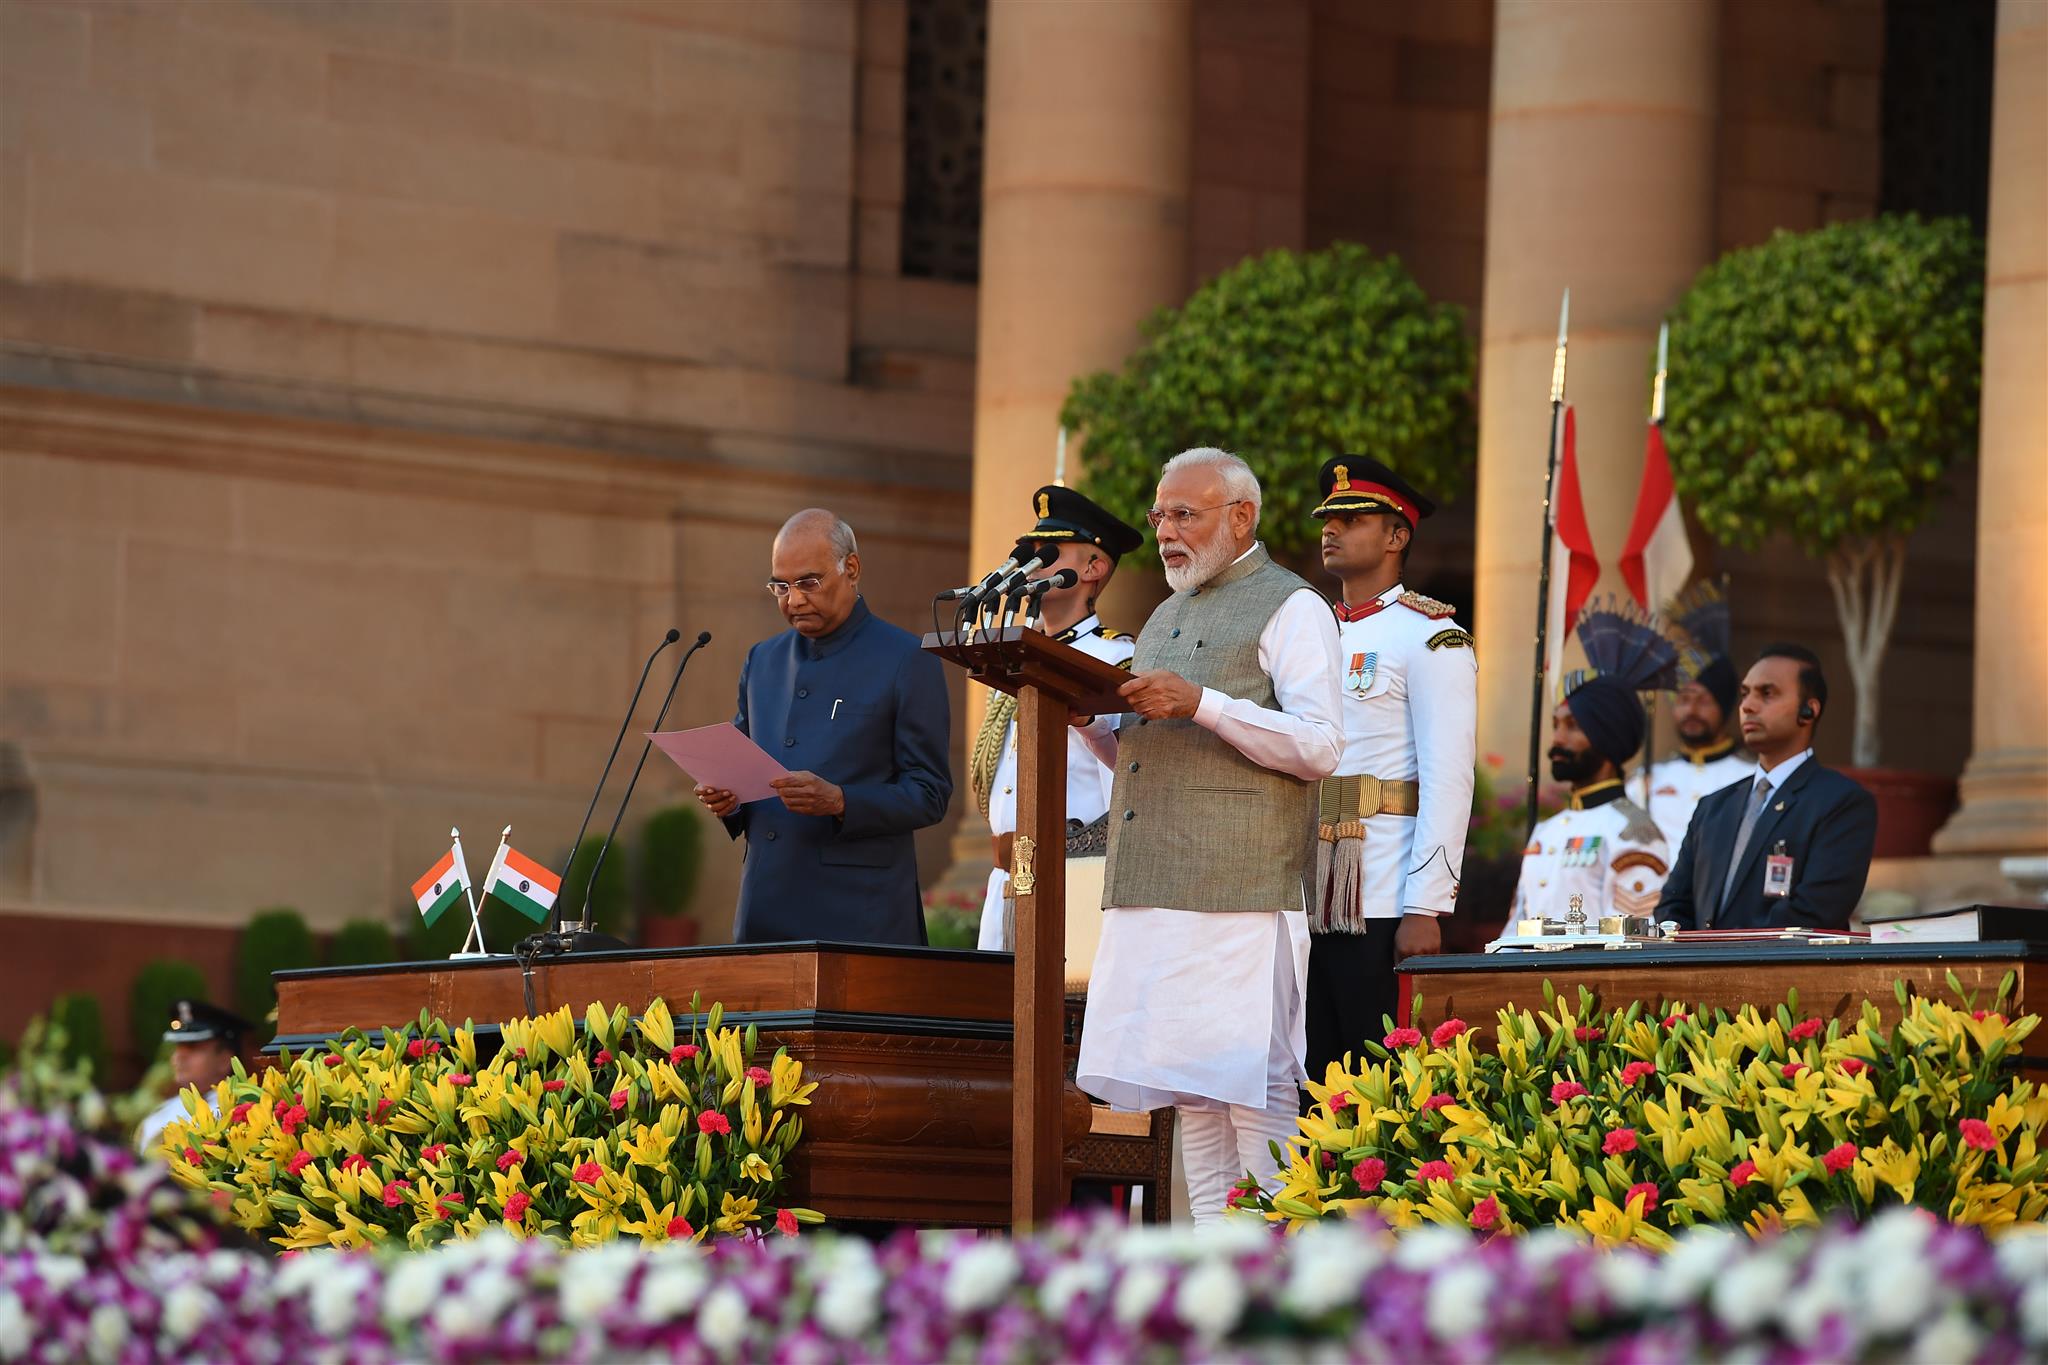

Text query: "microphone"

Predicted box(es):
[1025, 568, 1079, 596]
[571, 631, 714, 944]
[937, 546, 1036, 602]
[1002, 567, 1078, 630]
[554, 629, 681, 891]
[972, 547, 1056, 609]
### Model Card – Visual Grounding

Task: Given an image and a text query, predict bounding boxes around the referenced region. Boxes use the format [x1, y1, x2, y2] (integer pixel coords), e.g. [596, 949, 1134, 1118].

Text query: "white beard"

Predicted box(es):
[1162, 533, 1239, 594]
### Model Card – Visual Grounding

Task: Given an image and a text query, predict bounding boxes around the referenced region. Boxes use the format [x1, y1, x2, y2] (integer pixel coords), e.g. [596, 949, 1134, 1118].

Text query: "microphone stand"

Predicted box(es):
[553, 629, 679, 891]
[515, 631, 709, 964]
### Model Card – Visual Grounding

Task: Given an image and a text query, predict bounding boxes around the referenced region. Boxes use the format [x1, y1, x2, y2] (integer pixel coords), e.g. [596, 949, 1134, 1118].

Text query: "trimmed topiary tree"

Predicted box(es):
[637, 805, 705, 924]
[1061, 242, 1476, 562]
[327, 918, 397, 967]
[1664, 215, 1984, 767]
[234, 908, 318, 1032]
[129, 959, 211, 1067]
[47, 992, 108, 1087]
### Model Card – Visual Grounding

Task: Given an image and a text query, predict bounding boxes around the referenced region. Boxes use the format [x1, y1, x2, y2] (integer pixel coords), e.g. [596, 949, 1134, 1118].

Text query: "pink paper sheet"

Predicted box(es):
[647, 723, 790, 803]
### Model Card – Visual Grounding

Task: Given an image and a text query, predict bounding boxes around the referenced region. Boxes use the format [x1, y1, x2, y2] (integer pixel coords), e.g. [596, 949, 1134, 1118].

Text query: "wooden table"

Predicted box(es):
[1398, 940, 2047, 1067]
[272, 942, 1090, 1227]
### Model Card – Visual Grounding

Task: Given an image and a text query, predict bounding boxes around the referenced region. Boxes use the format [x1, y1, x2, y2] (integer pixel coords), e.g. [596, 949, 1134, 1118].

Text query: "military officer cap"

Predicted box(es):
[1017, 485, 1145, 562]
[1311, 456, 1436, 528]
[163, 998, 253, 1048]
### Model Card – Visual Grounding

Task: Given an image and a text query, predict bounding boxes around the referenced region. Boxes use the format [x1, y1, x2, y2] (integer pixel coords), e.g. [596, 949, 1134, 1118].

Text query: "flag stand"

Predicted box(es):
[450, 825, 491, 959]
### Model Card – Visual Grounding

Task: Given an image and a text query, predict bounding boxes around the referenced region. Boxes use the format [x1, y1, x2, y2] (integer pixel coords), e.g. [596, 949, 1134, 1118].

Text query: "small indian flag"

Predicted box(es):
[411, 843, 471, 927]
[485, 844, 561, 924]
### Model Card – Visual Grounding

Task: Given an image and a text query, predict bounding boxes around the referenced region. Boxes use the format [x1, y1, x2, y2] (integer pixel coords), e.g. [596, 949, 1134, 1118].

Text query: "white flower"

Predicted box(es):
[1393, 1226, 1472, 1274]
[1912, 1310, 1981, 1364]
[1860, 1241, 1935, 1338]
[1113, 1264, 1170, 1327]
[1710, 1249, 1787, 1334]
[39, 1256, 85, 1295]
[943, 1242, 1020, 1315]
[309, 1258, 376, 1339]
[1594, 1251, 1655, 1312]
[1653, 1227, 1739, 1308]
[560, 1243, 638, 1326]
[1174, 1259, 1245, 1343]
[1425, 1265, 1491, 1344]
[160, 1283, 210, 1345]
[433, 1265, 517, 1341]
[1038, 1261, 1109, 1323]
[815, 1244, 884, 1340]
[637, 1258, 709, 1324]
[383, 1260, 448, 1325]
[696, 1285, 750, 1356]
[0, 1291, 30, 1359]
[85, 1304, 127, 1365]
[1282, 1225, 1377, 1317]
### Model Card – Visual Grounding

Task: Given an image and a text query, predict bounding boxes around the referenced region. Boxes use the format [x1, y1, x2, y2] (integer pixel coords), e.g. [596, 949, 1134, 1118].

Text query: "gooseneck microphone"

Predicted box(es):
[555, 628, 681, 891]
[573, 630, 713, 939]
[971, 548, 1055, 610]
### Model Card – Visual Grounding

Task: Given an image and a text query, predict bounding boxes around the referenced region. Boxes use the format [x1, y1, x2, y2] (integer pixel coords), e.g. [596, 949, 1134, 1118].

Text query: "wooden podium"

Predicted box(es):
[923, 625, 1133, 1226]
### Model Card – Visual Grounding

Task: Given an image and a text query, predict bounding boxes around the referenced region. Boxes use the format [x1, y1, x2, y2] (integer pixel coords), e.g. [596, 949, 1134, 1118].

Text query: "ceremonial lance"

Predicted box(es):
[1642, 321, 1670, 827]
[1524, 290, 1570, 840]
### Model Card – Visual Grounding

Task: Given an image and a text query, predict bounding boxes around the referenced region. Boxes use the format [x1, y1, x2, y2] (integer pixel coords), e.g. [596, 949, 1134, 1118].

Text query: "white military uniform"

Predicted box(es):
[137, 1087, 220, 1156]
[1326, 584, 1476, 924]
[1628, 739, 1755, 849]
[1507, 782, 1671, 932]
[975, 615, 1135, 962]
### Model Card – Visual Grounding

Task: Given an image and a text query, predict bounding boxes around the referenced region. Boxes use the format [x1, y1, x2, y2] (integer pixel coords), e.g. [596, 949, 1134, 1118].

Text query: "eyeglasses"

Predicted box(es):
[1145, 499, 1245, 530]
[766, 574, 829, 598]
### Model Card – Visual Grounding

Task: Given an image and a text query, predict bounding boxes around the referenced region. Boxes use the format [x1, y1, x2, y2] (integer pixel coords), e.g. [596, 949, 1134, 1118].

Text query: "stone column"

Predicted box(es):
[1934, 0, 2048, 856]
[969, 0, 1191, 613]
[1471, 0, 1719, 771]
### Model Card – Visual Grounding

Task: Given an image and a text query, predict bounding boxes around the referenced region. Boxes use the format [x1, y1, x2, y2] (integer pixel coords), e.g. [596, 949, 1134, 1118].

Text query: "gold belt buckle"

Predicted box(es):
[1356, 775, 1383, 818]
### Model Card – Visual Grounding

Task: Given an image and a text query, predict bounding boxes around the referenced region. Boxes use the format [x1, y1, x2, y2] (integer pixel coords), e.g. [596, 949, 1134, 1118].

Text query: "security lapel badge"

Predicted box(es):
[1344, 651, 1378, 697]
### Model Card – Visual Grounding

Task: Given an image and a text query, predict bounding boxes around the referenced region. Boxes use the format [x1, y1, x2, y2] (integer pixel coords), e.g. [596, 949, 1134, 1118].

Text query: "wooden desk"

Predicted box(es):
[1399, 941, 2046, 1066]
[272, 942, 1090, 1227]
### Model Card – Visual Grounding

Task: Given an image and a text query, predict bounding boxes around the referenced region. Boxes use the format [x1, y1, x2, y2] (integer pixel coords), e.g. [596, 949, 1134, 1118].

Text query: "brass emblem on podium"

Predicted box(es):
[1012, 836, 1036, 895]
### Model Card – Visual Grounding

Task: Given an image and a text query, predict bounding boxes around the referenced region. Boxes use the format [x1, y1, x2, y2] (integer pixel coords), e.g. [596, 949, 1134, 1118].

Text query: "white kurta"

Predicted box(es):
[1074, 573, 1344, 1112]
[1628, 744, 1756, 849]
[976, 615, 1135, 951]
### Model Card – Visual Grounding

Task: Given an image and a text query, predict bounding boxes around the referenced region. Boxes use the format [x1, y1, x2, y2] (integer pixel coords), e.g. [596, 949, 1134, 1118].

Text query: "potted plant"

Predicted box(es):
[1664, 215, 1985, 855]
[1061, 242, 1476, 579]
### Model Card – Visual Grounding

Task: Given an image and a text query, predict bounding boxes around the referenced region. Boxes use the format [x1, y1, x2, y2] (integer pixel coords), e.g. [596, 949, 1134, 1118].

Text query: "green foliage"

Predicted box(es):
[47, 993, 108, 1087]
[1664, 215, 1984, 555]
[410, 895, 527, 959]
[234, 908, 317, 1031]
[1061, 243, 1476, 560]
[638, 804, 705, 921]
[562, 834, 631, 937]
[922, 890, 981, 950]
[128, 959, 210, 1067]
[327, 918, 397, 967]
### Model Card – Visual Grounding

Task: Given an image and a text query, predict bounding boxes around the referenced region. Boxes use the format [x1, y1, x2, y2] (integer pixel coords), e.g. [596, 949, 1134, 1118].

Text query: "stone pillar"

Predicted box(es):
[969, 0, 1191, 621]
[1471, 0, 1719, 771]
[1934, 0, 2048, 856]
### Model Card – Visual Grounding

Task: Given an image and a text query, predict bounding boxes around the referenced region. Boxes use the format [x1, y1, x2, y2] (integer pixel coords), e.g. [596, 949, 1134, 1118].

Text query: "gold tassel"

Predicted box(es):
[1312, 828, 1366, 934]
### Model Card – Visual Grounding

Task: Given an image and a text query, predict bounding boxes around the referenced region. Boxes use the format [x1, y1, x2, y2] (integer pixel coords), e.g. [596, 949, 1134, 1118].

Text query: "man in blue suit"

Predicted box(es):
[694, 509, 953, 945]
[1655, 644, 1877, 930]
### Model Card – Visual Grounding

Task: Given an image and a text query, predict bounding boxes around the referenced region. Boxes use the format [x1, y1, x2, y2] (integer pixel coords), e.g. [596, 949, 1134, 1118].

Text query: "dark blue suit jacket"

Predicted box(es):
[725, 598, 952, 945]
[1655, 757, 1878, 930]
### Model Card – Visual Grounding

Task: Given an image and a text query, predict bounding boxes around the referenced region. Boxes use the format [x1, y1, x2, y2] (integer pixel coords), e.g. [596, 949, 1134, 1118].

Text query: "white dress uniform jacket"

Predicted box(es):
[977, 615, 1135, 952]
[137, 1087, 221, 1156]
[1628, 742, 1756, 849]
[1329, 584, 1477, 923]
[1506, 784, 1672, 932]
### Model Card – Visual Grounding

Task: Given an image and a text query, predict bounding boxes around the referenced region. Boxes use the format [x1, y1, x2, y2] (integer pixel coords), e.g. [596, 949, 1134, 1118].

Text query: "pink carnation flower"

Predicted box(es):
[407, 1039, 427, 1059]
[447, 1073, 473, 1087]
[183, 1147, 200, 1165]
[1627, 1182, 1659, 1213]
[776, 1208, 800, 1237]
[1382, 1027, 1424, 1049]
[573, 1161, 603, 1185]
[420, 1143, 447, 1163]
[1574, 1025, 1603, 1042]
[1416, 1160, 1454, 1183]
[1353, 1157, 1386, 1193]
[542, 1079, 566, 1092]
[1602, 1127, 1638, 1156]
[1430, 1019, 1469, 1047]
[382, 1179, 411, 1208]
[1469, 1195, 1499, 1230]
[698, 1111, 732, 1137]
[671, 1044, 699, 1064]
[670, 1216, 697, 1239]
[1328, 1091, 1353, 1111]
[230, 1102, 253, 1124]
[504, 1191, 531, 1224]
[1550, 1080, 1588, 1104]
[1620, 1061, 1657, 1086]
[1960, 1119, 1998, 1151]
[609, 1088, 628, 1112]
[496, 1150, 521, 1172]
[746, 1066, 772, 1088]
[1788, 1018, 1825, 1042]
[1663, 1012, 1689, 1029]
[1823, 1142, 1858, 1175]
[323, 1054, 343, 1068]
[592, 1049, 612, 1067]
[1840, 1057, 1871, 1076]
[340, 1153, 369, 1173]
[1419, 1093, 1454, 1112]
[1729, 1160, 1758, 1188]
[1781, 1062, 1806, 1079]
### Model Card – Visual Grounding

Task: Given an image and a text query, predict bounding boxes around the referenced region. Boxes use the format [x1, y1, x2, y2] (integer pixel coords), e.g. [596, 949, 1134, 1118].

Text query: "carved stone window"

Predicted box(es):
[902, 0, 986, 282]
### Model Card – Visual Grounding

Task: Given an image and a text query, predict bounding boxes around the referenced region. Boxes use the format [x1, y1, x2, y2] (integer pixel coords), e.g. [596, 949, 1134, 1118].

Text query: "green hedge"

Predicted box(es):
[128, 959, 211, 1065]
[234, 908, 317, 1032]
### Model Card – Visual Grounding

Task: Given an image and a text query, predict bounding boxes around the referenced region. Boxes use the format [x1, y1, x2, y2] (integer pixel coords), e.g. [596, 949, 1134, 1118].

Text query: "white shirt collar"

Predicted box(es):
[1756, 747, 1813, 790]
[1226, 540, 1262, 568]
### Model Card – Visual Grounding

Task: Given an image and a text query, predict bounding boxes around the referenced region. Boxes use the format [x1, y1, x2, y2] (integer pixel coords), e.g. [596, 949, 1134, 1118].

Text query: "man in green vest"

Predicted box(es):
[1072, 447, 1344, 1225]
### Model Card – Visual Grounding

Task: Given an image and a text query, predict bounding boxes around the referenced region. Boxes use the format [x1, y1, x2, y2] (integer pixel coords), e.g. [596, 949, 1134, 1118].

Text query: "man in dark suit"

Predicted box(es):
[1655, 644, 1878, 930]
[693, 509, 953, 945]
